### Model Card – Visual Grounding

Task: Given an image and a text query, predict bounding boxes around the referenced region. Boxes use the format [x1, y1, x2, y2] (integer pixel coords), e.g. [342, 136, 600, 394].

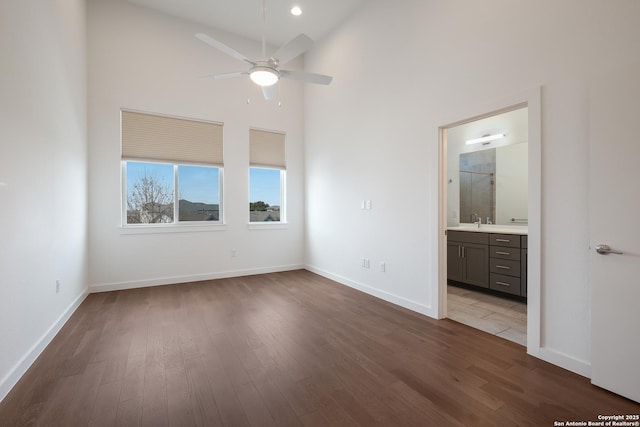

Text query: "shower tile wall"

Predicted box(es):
[460, 149, 496, 223]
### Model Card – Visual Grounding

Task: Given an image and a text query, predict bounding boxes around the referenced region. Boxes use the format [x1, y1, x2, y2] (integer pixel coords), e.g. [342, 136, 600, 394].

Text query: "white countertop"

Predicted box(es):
[447, 224, 528, 235]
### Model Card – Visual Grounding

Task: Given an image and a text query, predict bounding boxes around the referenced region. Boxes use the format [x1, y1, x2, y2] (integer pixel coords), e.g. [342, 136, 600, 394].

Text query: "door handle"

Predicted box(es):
[595, 244, 623, 255]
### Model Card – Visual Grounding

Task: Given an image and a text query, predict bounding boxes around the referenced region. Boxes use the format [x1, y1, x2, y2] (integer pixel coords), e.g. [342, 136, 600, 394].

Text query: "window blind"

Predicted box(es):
[249, 129, 286, 169]
[121, 110, 223, 165]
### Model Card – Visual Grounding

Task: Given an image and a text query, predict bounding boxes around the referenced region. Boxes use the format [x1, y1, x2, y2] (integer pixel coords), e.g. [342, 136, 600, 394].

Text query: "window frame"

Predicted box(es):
[121, 159, 225, 231]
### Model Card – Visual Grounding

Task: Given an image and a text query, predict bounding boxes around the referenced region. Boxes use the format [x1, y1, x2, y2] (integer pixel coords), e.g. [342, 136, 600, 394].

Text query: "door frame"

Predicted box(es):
[436, 87, 542, 356]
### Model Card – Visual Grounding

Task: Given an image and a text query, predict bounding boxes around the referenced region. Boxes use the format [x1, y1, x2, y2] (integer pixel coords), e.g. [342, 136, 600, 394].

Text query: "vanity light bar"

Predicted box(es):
[466, 133, 506, 145]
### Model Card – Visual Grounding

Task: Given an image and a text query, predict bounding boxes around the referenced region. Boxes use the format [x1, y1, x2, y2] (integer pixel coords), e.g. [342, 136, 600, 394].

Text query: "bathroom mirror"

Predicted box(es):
[447, 107, 528, 226]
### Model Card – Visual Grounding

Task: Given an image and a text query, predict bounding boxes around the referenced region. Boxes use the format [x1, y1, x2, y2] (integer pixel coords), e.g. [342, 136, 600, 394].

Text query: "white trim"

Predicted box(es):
[0, 290, 88, 403]
[534, 347, 591, 378]
[88, 264, 304, 293]
[119, 223, 227, 235]
[306, 265, 437, 318]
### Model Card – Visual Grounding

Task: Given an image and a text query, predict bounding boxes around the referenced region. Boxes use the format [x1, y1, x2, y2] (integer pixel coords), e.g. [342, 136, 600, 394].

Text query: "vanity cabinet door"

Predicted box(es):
[447, 242, 464, 283]
[463, 243, 490, 288]
[447, 232, 489, 288]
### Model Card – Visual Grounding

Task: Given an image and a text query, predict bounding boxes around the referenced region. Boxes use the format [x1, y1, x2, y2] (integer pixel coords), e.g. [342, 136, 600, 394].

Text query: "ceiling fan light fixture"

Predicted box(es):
[249, 67, 279, 86]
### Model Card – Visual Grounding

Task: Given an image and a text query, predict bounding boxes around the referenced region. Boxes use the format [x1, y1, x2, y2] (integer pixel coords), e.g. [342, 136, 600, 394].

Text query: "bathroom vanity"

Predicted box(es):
[447, 226, 527, 298]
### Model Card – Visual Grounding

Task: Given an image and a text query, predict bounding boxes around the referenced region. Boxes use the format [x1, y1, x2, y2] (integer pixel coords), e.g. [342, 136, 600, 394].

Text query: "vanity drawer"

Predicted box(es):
[489, 246, 521, 261]
[490, 258, 520, 277]
[448, 231, 489, 245]
[489, 234, 521, 248]
[490, 273, 521, 296]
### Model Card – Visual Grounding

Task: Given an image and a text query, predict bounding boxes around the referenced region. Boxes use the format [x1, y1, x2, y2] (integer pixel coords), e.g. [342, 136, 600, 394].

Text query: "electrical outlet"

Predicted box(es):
[380, 262, 386, 272]
[365, 200, 372, 210]
[364, 258, 370, 269]
[231, 249, 238, 257]
[56, 280, 61, 293]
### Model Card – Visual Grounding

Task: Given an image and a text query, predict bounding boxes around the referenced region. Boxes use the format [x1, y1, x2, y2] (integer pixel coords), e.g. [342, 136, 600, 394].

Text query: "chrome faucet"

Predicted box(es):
[470, 213, 481, 227]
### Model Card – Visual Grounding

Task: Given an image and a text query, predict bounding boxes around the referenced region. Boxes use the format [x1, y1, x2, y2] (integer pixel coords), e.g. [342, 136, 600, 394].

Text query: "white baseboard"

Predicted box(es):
[0, 290, 88, 403]
[89, 264, 304, 293]
[531, 347, 591, 378]
[305, 265, 437, 319]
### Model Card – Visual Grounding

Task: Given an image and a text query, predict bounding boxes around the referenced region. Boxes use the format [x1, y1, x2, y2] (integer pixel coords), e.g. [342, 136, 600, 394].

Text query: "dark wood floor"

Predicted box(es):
[1, 270, 638, 426]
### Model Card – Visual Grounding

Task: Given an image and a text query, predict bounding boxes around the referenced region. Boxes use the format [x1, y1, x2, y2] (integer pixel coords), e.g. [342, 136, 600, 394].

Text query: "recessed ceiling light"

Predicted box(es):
[291, 6, 302, 16]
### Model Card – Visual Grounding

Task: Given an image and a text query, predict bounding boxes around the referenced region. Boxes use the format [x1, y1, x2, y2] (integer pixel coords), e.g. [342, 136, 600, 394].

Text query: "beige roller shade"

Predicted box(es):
[121, 110, 223, 165]
[249, 129, 286, 169]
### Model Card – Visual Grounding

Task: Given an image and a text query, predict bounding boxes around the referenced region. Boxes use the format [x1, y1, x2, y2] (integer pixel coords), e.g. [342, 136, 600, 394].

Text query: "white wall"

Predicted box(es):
[0, 0, 88, 401]
[87, 0, 306, 291]
[304, 0, 640, 375]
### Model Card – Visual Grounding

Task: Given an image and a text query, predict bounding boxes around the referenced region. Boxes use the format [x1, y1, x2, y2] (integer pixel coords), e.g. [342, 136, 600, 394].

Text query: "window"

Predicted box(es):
[178, 165, 220, 221]
[121, 110, 223, 225]
[126, 161, 174, 224]
[249, 129, 285, 223]
[249, 167, 284, 222]
[124, 162, 221, 224]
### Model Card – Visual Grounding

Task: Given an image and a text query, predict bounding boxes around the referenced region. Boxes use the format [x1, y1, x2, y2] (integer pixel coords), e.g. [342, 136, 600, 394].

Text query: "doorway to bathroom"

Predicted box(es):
[438, 98, 540, 350]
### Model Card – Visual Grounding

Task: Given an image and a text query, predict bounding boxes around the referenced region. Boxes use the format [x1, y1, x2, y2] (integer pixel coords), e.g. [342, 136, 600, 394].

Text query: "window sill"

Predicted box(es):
[247, 222, 288, 230]
[120, 223, 227, 235]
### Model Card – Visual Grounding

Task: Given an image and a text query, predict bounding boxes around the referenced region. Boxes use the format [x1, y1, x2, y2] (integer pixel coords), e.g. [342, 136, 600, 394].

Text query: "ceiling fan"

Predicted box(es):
[195, 1, 333, 100]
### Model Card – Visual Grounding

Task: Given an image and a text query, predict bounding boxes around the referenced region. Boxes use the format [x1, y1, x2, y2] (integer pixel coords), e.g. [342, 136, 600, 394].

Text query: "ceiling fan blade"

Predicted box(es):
[195, 33, 255, 65]
[280, 70, 333, 85]
[273, 33, 314, 66]
[200, 71, 247, 80]
[262, 85, 278, 100]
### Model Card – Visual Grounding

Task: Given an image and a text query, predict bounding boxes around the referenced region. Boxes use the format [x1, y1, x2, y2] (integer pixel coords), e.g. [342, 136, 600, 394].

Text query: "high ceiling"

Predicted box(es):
[127, 0, 368, 48]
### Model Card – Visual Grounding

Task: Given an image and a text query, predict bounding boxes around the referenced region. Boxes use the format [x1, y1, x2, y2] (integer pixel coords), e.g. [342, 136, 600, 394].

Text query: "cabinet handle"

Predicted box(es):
[495, 238, 511, 243]
[495, 265, 511, 270]
[495, 251, 511, 255]
[495, 281, 511, 287]
[462, 246, 466, 258]
[458, 246, 462, 258]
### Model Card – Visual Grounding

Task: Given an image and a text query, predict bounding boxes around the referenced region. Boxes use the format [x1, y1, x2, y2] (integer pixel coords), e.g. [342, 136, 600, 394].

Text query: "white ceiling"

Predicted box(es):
[126, 0, 368, 48]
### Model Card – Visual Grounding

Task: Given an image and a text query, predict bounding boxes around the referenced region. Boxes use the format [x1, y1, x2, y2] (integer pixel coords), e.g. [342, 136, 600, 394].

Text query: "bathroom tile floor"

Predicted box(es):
[447, 284, 527, 346]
